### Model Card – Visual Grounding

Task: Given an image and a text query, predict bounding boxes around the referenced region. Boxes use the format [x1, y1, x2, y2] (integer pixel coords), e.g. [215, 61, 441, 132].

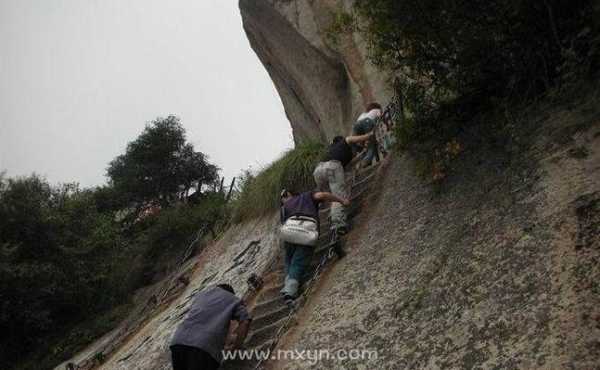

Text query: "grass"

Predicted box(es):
[232, 141, 326, 222]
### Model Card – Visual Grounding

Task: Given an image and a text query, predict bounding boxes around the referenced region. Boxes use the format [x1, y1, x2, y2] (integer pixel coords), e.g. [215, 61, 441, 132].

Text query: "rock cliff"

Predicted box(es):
[239, 0, 392, 143]
[61, 94, 600, 370]
[273, 95, 600, 368]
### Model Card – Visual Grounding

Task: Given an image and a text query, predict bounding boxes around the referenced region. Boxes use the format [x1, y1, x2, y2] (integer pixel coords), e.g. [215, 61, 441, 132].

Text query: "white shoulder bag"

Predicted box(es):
[279, 215, 319, 246]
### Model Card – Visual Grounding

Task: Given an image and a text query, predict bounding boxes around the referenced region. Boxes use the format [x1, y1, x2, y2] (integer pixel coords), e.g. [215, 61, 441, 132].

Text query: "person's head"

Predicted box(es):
[366, 102, 382, 112]
[280, 189, 294, 205]
[217, 283, 235, 295]
[332, 135, 344, 144]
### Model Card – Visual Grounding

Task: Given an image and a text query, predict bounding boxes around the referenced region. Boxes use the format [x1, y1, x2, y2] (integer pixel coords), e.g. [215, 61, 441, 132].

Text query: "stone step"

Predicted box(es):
[245, 316, 288, 349]
[355, 167, 377, 182]
[222, 164, 382, 368]
[264, 269, 285, 281]
[256, 284, 284, 305]
[307, 247, 342, 275]
[313, 242, 336, 260]
[252, 304, 293, 331]
[252, 295, 286, 318]
[302, 256, 329, 283]
[353, 164, 379, 182]
[351, 181, 372, 200]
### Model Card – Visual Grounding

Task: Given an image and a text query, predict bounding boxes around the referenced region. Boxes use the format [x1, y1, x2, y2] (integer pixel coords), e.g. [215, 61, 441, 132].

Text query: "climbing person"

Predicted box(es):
[379, 106, 396, 154]
[169, 284, 251, 370]
[313, 132, 373, 236]
[353, 102, 383, 167]
[279, 189, 350, 302]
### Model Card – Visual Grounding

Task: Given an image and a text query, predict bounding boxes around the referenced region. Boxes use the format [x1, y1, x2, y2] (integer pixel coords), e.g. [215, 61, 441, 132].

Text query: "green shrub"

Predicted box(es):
[0, 176, 128, 369]
[106, 115, 219, 211]
[232, 141, 326, 222]
[141, 193, 226, 258]
[353, 0, 598, 102]
[330, 0, 598, 180]
[0, 174, 228, 370]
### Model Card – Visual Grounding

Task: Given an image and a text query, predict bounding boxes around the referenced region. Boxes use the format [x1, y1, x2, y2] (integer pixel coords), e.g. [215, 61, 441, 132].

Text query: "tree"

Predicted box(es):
[332, 0, 599, 177]
[0, 174, 55, 259]
[106, 116, 219, 209]
[175, 144, 219, 201]
[0, 175, 125, 369]
[350, 0, 597, 103]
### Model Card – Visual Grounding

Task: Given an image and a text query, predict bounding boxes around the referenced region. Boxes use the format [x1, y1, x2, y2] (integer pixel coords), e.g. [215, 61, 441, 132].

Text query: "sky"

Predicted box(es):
[0, 0, 293, 188]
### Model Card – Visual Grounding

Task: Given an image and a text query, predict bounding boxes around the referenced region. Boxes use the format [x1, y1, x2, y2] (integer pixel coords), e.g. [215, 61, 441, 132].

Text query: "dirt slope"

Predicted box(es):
[270, 95, 600, 369]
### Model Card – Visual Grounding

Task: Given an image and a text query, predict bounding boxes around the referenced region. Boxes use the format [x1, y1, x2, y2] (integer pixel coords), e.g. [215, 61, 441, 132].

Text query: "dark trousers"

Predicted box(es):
[171, 345, 219, 370]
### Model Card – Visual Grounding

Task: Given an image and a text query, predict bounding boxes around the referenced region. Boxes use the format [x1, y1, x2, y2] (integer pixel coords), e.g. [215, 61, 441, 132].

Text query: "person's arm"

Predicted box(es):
[345, 132, 373, 145]
[231, 319, 251, 349]
[348, 147, 367, 167]
[226, 302, 251, 350]
[313, 191, 350, 206]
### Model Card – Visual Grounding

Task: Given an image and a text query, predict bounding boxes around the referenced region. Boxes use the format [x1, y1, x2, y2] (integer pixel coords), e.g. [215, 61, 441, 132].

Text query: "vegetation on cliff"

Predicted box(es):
[107, 116, 219, 211]
[0, 117, 227, 370]
[231, 141, 325, 222]
[330, 0, 599, 179]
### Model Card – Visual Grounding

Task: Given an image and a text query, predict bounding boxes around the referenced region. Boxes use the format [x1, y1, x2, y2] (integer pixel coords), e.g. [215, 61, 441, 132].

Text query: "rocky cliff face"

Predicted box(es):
[271, 94, 600, 369]
[63, 94, 600, 370]
[239, 0, 392, 143]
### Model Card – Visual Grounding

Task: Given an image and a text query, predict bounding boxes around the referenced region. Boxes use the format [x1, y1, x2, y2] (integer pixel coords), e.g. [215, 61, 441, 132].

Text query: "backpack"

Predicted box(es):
[279, 215, 319, 246]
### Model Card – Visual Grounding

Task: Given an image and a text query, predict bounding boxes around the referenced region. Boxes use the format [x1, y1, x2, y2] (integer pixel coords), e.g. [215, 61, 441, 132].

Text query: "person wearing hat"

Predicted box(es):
[170, 284, 251, 370]
[279, 190, 349, 301]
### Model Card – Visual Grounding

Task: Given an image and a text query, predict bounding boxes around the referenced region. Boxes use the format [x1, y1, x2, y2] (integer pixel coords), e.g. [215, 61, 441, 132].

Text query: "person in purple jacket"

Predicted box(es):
[170, 284, 251, 370]
[279, 190, 349, 301]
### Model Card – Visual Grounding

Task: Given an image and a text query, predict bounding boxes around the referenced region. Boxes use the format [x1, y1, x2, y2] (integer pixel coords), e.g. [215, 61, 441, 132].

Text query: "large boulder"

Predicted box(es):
[239, 0, 392, 144]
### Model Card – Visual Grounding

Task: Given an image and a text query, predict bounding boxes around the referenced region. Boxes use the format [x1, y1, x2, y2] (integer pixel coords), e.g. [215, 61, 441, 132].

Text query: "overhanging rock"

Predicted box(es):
[239, 0, 392, 143]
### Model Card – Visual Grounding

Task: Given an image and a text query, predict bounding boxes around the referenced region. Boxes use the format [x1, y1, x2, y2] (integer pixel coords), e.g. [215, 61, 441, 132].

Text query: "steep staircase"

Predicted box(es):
[222, 163, 381, 369]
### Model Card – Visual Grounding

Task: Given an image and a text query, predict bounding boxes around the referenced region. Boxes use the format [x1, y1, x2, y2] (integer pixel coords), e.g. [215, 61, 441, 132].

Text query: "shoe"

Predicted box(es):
[333, 242, 346, 259]
[335, 226, 348, 236]
[283, 294, 296, 306]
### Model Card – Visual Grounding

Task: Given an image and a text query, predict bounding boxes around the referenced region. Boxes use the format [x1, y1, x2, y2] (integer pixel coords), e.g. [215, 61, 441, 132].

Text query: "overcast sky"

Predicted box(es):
[0, 0, 293, 188]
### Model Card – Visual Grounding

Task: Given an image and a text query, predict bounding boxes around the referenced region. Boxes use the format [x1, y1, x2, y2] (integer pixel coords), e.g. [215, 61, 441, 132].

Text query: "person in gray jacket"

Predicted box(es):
[170, 284, 251, 370]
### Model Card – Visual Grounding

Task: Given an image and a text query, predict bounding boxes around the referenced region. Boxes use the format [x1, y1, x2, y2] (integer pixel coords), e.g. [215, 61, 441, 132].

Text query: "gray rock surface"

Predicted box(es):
[270, 96, 600, 369]
[239, 0, 393, 143]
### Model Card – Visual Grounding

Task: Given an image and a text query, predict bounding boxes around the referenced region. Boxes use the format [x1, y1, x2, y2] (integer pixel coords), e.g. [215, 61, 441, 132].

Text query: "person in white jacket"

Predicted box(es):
[353, 102, 383, 166]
